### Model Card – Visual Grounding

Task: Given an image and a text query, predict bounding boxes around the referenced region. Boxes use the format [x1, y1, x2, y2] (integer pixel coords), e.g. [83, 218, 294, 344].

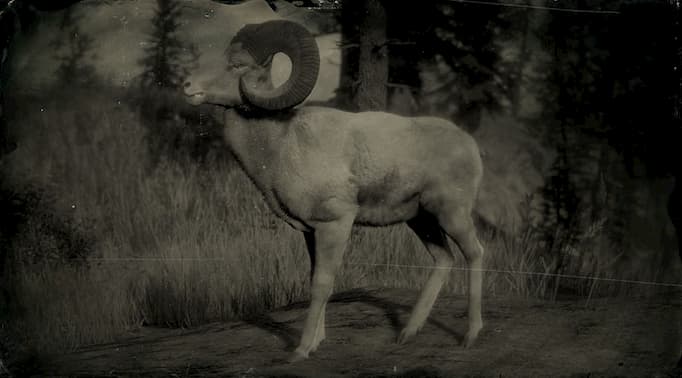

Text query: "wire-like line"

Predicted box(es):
[86, 257, 682, 288]
[347, 262, 682, 288]
[446, 0, 621, 14]
[89, 257, 228, 261]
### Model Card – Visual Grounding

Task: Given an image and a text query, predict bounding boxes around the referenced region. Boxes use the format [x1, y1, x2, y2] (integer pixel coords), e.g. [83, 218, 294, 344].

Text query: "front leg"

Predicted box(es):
[303, 231, 325, 351]
[290, 215, 354, 362]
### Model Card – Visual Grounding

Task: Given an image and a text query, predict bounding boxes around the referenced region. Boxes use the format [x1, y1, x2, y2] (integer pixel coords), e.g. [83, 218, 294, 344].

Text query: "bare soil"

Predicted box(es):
[37, 288, 682, 377]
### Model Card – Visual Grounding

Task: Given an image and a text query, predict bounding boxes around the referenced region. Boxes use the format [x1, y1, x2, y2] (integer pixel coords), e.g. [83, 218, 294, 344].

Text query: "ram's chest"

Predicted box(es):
[256, 163, 317, 232]
[264, 156, 354, 228]
[260, 189, 312, 232]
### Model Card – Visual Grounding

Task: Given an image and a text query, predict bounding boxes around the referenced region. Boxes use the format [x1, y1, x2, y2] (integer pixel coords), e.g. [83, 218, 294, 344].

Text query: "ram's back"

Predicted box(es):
[284, 107, 483, 226]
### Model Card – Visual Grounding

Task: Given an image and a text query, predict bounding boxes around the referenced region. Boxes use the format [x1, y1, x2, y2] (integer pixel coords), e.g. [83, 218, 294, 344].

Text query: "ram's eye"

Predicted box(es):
[229, 62, 247, 70]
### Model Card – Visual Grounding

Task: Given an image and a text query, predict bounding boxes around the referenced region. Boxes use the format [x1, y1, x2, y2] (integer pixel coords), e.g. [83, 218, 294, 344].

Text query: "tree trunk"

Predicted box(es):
[672, 0, 682, 265]
[670, 176, 682, 262]
[672, 174, 682, 370]
[336, 0, 360, 111]
[666, 61, 680, 364]
[511, 12, 530, 117]
[355, 0, 388, 111]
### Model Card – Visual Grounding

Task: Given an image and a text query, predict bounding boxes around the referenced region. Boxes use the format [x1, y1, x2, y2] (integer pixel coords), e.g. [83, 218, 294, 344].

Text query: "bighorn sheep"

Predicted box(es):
[184, 20, 485, 362]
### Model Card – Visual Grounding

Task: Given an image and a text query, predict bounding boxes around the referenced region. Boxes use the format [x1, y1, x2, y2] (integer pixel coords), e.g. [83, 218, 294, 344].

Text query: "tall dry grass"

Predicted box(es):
[1, 87, 678, 358]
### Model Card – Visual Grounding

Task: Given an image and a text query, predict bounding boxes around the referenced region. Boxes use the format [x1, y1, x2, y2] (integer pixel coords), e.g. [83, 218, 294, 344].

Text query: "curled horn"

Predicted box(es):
[232, 20, 320, 110]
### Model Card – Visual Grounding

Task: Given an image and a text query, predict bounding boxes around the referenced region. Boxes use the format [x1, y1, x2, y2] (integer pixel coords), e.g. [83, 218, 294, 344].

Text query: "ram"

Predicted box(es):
[184, 20, 485, 362]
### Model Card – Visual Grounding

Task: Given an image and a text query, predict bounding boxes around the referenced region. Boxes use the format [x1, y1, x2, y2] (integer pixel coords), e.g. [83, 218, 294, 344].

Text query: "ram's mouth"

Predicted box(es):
[184, 92, 206, 106]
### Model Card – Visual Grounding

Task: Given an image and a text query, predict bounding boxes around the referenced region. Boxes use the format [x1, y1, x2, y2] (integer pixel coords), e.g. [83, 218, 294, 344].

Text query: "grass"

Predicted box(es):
[1, 86, 679, 361]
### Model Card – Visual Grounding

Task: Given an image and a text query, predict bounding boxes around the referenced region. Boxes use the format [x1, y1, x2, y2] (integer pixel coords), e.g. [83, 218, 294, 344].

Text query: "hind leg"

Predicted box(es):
[398, 212, 454, 344]
[438, 208, 485, 347]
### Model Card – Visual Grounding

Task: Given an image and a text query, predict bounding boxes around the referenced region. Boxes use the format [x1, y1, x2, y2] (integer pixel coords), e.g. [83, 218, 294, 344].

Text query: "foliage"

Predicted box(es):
[0, 0, 680, 371]
[530, 1, 677, 258]
[50, 7, 97, 86]
[130, 0, 207, 166]
[138, 0, 198, 90]
[124, 85, 229, 170]
[1, 87, 676, 365]
[336, 0, 511, 124]
[0, 182, 93, 269]
[390, 1, 513, 129]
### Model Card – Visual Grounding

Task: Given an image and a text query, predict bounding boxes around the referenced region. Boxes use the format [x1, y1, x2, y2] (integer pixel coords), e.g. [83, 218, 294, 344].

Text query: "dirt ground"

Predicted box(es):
[34, 288, 682, 377]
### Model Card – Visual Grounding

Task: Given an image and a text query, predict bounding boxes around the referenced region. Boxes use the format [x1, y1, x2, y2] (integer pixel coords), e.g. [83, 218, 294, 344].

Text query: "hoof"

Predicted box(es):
[461, 330, 480, 348]
[310, 336, 325, 353]
[397, 328, 417, 345]
[287, 350, 308, 363]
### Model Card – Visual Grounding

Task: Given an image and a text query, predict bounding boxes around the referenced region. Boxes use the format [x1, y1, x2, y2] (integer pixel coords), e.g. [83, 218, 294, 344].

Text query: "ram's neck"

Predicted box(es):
[221, 108, 285, 188]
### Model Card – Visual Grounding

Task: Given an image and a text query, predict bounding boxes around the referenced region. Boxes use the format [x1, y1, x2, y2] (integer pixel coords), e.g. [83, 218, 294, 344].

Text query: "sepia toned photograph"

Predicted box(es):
[0, 0, 680, 376]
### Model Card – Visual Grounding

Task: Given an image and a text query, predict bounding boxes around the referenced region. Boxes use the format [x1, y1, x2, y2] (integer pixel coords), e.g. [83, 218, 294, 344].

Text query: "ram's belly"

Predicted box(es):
[355, 194, 420, 226]
[353, 177, 422, 226]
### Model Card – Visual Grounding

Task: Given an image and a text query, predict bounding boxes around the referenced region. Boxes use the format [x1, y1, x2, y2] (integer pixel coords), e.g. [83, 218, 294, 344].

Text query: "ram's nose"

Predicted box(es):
[182, 82, 204, 105]
[183, 81, 194, 94]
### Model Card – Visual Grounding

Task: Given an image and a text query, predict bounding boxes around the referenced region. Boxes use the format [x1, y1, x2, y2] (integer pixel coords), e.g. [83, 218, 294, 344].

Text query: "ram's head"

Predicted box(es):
[184, 20, 320, 111]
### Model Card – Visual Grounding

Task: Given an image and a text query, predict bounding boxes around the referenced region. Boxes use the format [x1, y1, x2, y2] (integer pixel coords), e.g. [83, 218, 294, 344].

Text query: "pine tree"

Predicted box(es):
[52, 8, 97, 87]
[138, 0, 197, 90]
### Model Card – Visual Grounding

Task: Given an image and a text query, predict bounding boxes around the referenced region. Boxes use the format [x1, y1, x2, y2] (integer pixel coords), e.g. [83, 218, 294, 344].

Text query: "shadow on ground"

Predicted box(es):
[244, 288, 463, 353]
[17, 287, 682, 377]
